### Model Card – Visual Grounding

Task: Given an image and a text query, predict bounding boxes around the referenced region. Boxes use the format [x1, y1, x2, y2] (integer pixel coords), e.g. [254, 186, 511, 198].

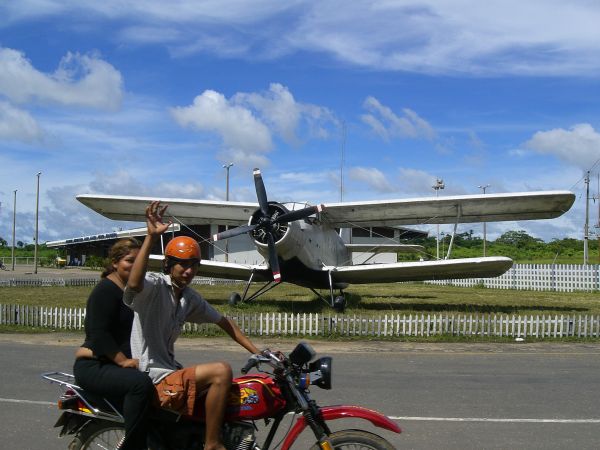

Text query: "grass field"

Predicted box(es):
[1, 282, 598, 316]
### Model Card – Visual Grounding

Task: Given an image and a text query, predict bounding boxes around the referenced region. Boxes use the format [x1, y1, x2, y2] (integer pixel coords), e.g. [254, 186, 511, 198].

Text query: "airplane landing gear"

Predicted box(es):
[229, 292, 241, 306]
[333, 295, 346, 313]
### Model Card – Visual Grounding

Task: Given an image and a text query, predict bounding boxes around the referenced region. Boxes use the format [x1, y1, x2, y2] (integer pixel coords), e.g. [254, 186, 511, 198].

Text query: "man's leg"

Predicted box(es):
[194, 361, 233, 450]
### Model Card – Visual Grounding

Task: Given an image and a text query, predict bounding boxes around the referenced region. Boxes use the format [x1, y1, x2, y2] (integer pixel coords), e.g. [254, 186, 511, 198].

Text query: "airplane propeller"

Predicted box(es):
[212, 168, 323, 283]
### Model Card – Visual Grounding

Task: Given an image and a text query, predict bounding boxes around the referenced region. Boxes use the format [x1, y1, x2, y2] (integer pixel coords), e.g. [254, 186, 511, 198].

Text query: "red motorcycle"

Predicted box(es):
[43, 342, 400, 449]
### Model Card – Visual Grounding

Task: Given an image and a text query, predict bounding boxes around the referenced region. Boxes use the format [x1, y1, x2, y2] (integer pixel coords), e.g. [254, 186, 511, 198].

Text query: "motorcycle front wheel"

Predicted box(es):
[310, 429, 396, 450]
[68, 420, 125, 450]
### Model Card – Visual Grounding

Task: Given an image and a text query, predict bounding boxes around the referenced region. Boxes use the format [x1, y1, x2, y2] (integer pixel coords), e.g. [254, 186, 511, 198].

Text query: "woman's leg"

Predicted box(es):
[74, 359, 155, 450]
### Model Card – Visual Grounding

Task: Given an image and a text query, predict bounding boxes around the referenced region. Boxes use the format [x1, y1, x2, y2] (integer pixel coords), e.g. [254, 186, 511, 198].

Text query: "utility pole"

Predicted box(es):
[12, 190, 17, 271]
[223, 163, 233, 263]
[432, 178, 445, 259]
[34, 172, 41, 274]
[597, 173, 600, 264]
[478, 184, 490, 256]
[584, 171, 590, 265]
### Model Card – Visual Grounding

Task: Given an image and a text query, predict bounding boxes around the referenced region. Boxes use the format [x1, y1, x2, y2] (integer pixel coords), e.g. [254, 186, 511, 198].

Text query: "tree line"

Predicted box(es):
[1, 230, 599, 264]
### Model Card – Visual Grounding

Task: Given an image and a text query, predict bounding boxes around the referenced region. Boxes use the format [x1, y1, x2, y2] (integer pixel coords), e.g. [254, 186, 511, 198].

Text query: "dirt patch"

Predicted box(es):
[1, 331, 599, 355]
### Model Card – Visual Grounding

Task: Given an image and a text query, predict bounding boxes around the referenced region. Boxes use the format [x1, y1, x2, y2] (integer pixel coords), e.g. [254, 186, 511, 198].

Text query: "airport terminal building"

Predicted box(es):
[46, 224, 416, 266]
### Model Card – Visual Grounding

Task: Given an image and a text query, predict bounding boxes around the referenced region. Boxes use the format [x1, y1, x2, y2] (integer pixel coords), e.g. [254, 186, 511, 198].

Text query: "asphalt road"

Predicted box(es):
[1, 334, 600, 449]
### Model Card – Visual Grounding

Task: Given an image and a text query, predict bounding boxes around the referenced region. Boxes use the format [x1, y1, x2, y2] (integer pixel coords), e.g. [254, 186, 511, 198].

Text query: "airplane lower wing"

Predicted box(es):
[149, 255, 271, 281]
[345, 244, 424, 253]
[196, 260, 271, 281]
[329, 257, 513, 284]
[321, 191, 575, 227]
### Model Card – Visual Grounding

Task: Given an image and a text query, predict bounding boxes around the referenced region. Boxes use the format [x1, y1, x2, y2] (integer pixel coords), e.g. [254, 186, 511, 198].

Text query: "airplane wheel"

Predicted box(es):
[229, 292, 241, 306]
[333, 295, 346, 313]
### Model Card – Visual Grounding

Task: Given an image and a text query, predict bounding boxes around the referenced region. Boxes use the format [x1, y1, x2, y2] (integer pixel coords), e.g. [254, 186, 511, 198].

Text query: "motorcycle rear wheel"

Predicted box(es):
[310, 429, 396, 450]
[68, 420, 125, 450]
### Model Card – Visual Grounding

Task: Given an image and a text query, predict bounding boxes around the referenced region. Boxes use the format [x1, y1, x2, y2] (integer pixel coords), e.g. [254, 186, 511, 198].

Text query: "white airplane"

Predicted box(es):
[77, 169, 575, 311]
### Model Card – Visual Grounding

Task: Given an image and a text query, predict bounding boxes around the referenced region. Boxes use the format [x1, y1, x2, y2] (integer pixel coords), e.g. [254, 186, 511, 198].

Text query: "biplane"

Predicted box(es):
[78, 169, 575, 311]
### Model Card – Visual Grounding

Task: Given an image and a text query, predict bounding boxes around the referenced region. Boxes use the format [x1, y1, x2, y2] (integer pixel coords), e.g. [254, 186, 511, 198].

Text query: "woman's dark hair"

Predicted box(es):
[101, 237, 142, 278]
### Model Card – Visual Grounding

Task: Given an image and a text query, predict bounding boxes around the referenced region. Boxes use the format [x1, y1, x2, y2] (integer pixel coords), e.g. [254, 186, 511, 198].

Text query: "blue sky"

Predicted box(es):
[1, 0, 600, 246]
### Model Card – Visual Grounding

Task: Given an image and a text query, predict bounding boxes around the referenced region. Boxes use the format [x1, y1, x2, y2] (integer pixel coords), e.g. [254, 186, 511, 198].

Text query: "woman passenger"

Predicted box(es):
[73, 238, 154, 450]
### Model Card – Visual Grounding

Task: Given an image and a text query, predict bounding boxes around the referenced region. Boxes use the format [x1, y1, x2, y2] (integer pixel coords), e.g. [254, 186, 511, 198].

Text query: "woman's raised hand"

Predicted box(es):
[146, 200, 171, 236]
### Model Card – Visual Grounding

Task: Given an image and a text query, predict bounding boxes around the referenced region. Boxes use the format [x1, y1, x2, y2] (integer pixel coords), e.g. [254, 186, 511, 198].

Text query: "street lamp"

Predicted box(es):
[34, 172, 41, 274]
[11, 190, 16, 271]
[223, 163, 233, 262]
[223, 163, 234, 201]
[432, 178, 445, 259]
[478, 184, 490, 256]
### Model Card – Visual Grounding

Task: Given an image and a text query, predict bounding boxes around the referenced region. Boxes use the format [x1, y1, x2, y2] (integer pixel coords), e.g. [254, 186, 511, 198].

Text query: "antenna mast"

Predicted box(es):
[340, 121, 346, 202]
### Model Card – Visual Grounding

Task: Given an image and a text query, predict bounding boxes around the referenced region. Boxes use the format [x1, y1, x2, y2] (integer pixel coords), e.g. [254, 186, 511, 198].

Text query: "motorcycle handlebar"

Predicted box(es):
[241, 350, 284, 374]
[241, 355, 260, 374]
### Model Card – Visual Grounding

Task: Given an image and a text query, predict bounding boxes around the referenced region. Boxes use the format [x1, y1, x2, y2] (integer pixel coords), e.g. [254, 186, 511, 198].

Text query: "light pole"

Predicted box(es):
[11, 190, 16, 271]
[432, 178, 445, 259]
[223, 163, 233, 201]
[223, 163, 233, 262]
[478, 184, 490, 257]
[34, 172, 41, 274]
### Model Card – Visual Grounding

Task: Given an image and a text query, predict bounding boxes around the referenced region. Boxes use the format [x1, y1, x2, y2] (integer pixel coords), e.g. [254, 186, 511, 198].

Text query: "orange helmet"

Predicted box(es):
[165, 236, 201, 262]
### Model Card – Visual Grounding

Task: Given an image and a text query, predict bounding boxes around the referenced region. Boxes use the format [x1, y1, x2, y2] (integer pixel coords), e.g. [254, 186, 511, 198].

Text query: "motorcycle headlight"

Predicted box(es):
[308, 357, 332, 390]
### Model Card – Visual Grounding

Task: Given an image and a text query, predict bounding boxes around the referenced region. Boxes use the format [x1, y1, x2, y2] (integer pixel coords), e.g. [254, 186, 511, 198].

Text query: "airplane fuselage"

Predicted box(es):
[252, 206, 350, 289]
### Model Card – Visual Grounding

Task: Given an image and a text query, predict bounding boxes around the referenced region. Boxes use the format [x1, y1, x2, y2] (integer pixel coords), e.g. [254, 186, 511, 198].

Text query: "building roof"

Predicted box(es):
[46, 224, 180, 248]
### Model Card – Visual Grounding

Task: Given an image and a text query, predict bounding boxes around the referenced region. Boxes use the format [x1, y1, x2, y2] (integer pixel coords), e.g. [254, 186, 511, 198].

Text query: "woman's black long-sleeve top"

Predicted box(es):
[81, 277, 134, 358]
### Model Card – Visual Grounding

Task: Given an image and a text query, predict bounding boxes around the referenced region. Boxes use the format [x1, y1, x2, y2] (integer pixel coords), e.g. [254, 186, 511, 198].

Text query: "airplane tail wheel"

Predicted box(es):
[333, 295, 346, 313]
[229, 292, 242, 306]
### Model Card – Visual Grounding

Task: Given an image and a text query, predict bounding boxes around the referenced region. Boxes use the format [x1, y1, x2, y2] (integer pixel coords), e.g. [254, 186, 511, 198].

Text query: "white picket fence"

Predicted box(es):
[2, 304, 599, 339]
[428, 263, 600, 292]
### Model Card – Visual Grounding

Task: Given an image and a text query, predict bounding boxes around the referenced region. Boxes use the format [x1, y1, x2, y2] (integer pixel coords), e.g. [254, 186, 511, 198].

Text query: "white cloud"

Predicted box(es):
[398, 168, 439, 194]
[361, 96, 436, 141]
[5, 1, 600, 75]
[0, 47, 123, 111]
[170, 89, 272, 160]
[234, 83, 337, 144]
[524, 123, 600, 170]
[349, 167, 395, 193]
[234, 84, 303, 145]
[170, 85, 336, 167]
[0, 100, 44, 142]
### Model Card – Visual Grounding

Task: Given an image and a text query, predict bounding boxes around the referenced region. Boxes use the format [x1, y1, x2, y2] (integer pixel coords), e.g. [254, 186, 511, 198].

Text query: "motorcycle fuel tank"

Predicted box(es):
[224, 374, 286, 420]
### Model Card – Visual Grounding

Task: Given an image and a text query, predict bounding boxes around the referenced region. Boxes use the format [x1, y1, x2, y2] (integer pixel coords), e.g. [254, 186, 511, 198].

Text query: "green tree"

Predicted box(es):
[496, 230, 543, 248]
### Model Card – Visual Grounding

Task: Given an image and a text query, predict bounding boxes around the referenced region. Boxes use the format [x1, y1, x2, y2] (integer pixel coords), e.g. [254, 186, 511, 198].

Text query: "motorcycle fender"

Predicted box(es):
[281, 405, 401, 450]
[54, 412, 88, 437]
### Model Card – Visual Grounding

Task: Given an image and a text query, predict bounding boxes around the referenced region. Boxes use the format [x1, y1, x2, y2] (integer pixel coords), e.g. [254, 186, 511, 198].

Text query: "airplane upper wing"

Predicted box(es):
[329, 256, 513, 284]
[320, 191, 575, 227]
[77, 194, 258, 226]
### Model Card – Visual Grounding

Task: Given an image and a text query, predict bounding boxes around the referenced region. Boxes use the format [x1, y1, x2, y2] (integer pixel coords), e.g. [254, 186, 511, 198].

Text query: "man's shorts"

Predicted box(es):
[154, 366, 197, 415]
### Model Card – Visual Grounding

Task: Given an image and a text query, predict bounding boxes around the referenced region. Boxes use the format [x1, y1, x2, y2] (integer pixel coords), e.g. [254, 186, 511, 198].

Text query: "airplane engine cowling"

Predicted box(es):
[249, 202, 306, 262]
[249, 202, 291, 245]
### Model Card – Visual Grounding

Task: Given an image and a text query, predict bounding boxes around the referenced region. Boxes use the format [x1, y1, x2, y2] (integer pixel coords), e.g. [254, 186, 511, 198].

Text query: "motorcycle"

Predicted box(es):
[43, 342, 400, 449]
